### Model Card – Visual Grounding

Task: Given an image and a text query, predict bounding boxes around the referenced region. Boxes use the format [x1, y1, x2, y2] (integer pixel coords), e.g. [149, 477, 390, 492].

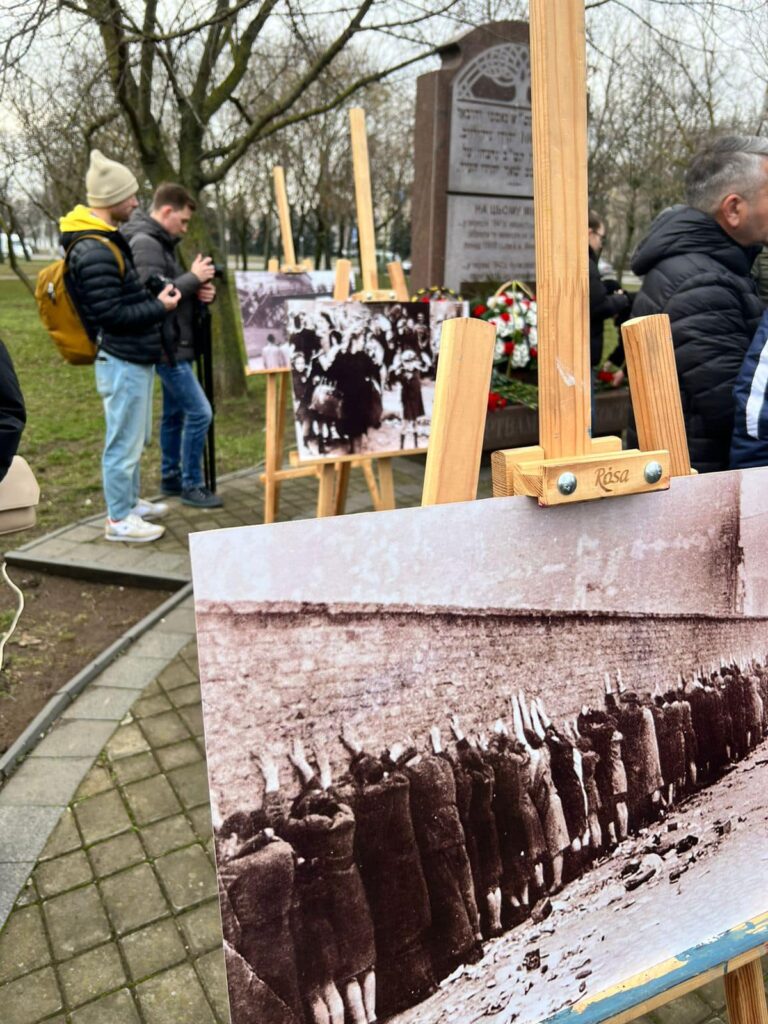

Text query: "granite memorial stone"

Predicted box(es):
[412, 22, 534, 291]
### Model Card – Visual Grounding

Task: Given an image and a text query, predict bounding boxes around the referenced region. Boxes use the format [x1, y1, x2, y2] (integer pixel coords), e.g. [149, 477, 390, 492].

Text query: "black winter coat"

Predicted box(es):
[0, 340, 26, 482]
[122, 209, 201, 362]
[589, 248, 630, 366]
[61, 229, 166, 364]
[630, 206, 763, 473]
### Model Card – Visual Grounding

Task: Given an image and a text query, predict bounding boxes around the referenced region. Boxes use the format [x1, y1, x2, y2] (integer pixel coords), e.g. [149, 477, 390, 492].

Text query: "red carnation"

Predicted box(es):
[420, 295, 430, 302]
[473, 304, 487, 316]
[503, 341, 514, 354]
[500, 312, 511, 322]
[597, 370, 614, 382]
[529, 346, 538, 358]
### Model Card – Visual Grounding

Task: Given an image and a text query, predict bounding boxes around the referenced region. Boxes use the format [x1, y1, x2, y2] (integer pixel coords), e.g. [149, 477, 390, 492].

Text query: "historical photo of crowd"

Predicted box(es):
[190, 468, 768, 1024]
[234, 270, 337, 372]
[213, 666, 768, 1024]
[285, 300, 463, 459]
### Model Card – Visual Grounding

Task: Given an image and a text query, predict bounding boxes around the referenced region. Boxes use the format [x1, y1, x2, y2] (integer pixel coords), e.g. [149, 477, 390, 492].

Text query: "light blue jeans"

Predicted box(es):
[156, 360, 212, 490]
[94, 352, 154, 520]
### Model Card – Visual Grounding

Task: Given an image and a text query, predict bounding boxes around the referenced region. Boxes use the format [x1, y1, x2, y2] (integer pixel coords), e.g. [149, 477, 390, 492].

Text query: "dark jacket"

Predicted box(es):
[630, 205, 763, 473]
[730, 308, 768, 468]
[59, 206, 166, 364]
[589, 247, 630, 366]
[0, 340, 26, 481]
[122, 209, 201, 362]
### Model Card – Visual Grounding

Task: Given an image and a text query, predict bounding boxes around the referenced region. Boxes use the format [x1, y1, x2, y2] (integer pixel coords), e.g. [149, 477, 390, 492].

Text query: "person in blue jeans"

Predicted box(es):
[61, 151, 181, 543]
[123, 183, 223, 508]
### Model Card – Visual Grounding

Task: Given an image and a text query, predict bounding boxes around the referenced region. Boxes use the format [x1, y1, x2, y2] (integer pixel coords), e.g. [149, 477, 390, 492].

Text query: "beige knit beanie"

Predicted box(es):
[85, 150, 139, 207]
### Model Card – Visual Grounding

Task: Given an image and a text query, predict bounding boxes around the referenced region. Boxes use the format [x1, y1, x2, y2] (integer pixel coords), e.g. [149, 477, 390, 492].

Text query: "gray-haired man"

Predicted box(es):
[630, 135, 768, 473]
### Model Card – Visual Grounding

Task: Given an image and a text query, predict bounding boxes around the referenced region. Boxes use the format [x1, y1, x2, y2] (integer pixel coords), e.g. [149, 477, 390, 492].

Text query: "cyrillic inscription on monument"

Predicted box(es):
[444, 195, 535, 286]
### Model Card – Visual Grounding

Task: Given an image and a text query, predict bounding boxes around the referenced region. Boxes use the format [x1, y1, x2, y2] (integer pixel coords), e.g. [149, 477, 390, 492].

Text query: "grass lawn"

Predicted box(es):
[0, 265, 267, 537]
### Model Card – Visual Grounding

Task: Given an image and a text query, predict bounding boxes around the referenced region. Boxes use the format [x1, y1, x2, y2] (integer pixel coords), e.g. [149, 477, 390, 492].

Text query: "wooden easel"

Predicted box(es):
[333, 107, 410, 305]
[420, 0, 768, 1021]
[258, 164, 399, 523]
[315, 106, 415, 519]
[258, 165, 324, 524]
[489, 3, 691, 506]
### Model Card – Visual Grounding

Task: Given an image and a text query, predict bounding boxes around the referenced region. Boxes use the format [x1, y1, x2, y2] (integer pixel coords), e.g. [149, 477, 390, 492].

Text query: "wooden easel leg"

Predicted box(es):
[360, 460, 382, 510]
[334, 461, 351, 516]
[273, 373, 289, 517]
[316, 463, 337, 517]
[264, 373, 278, 524]
[724, 961, 768, 1024]
[377, 458, 396, 510]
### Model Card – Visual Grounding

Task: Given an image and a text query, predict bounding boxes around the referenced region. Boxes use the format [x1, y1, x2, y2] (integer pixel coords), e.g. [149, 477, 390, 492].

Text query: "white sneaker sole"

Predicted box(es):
[105, 531, 164, 543]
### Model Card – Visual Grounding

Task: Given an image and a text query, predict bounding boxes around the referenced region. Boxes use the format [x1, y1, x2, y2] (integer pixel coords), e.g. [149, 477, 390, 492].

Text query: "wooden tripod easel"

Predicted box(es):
[314, 106, 416, 519]
[258, 163, 401, 523]
[420, 1, 768, 1021]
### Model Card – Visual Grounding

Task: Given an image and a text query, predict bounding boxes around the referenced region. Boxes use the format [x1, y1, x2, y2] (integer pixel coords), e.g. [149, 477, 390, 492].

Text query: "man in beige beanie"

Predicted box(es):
[59, 150, 180, 543]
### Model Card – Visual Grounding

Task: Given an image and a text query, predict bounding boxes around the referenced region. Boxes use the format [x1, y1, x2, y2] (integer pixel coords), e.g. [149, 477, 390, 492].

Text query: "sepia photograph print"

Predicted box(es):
[190, 468, 768, 1024]
[235, 269, 338, 372]
[285, 299, 443, 460]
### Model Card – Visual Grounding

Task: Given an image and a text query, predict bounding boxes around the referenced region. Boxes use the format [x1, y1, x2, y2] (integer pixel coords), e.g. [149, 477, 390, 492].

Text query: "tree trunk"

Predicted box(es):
[182, 212, 246, 399]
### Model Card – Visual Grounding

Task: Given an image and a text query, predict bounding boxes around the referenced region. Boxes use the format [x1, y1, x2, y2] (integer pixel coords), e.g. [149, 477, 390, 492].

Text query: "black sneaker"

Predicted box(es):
[161, 475, 183, 496]
[181, 485, 223, 508]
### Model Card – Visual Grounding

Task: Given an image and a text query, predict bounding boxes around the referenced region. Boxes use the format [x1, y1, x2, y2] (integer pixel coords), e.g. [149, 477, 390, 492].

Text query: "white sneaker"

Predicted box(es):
[105, 513, 165, 543]
[131, 497, 169, 520]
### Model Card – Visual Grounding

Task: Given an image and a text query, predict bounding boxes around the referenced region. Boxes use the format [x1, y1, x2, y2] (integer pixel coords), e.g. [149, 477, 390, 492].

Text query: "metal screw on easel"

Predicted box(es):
[644, 461, 663, 484]
[557, 472, 577, 496]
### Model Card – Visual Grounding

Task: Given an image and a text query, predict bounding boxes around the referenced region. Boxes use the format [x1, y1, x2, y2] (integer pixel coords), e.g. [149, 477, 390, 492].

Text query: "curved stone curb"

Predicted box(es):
[0, 582, 192, 782]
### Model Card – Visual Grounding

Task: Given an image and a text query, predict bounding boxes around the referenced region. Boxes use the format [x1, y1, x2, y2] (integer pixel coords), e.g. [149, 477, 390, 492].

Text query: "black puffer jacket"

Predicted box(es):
[60, 219, 166, 365]
[589, 247, 631, 366]
[0, 339, 26, 482]
[122, 209, 201, 362]
[630, 205, 763, 473]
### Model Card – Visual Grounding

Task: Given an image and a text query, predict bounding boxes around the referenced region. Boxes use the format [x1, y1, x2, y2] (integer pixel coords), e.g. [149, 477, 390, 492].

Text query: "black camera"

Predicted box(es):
[145, 272, 173, 296]
[212, 263, 225, 280]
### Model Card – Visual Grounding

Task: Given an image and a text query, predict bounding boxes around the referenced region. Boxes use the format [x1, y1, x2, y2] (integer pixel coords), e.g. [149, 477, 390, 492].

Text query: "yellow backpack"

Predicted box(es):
[35, 235, 125, 365]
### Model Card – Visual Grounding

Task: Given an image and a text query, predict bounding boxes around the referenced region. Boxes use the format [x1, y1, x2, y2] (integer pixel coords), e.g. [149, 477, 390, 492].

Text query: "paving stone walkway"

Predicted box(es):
[0, 456, 764, 1023]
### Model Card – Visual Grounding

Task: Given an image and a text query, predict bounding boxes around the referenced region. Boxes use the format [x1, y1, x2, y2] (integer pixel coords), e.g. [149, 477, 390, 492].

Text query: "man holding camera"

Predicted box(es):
[60, 150, 180, 543]
[123, 183, 223, 508]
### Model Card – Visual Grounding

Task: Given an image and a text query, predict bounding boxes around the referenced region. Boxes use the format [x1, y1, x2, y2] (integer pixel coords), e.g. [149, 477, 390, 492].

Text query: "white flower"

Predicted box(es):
[494, 339, 505, 360]
[511, 342, 530, 368]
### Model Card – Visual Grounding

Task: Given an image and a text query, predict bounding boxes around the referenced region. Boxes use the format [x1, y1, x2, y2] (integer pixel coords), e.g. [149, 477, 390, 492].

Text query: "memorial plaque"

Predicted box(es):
[412, 22, 533, 291]
[448, 43, 532, 195]
[444, 194, 535, 286]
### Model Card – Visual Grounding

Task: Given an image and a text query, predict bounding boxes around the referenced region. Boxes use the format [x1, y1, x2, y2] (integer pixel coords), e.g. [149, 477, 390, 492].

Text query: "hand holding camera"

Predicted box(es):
[145, 273, 181, 312]
[192, 254, 216, 284]
[158, 283, 181, 311]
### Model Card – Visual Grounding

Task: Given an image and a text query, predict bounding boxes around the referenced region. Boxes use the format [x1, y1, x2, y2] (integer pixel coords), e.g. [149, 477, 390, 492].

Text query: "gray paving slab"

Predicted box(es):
[130, 630, 194, 660]
[28, 719, 116, 759]
[0, 862, 34, 926]
[0, 806, 65, 862]
[61, 686, 141, 721]
[93, 655, 169, 690]
[0, 757, 94, 806]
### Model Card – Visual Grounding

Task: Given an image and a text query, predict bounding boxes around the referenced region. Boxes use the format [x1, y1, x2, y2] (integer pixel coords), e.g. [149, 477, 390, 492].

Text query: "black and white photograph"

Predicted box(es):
[190, 468, 768, 1024]
[285, 300, 437, 459]
[235, 270, 338, 372]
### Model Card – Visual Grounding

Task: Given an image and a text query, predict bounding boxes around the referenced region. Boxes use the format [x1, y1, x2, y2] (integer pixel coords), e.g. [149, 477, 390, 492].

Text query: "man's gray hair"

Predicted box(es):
[685, 135, 768, 213]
